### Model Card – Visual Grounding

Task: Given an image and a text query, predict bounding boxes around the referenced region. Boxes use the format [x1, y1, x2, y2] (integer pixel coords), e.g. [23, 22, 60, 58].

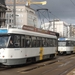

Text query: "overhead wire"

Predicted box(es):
[36, 8, 50, 21]
[36, 9, 50, 27]
[32, 4, 61, 29]
[70, 0, 75, 7]
[33, 4, 60, 20]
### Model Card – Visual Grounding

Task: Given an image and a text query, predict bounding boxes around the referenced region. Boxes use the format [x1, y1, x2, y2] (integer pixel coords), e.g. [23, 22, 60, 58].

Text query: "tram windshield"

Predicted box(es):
[58, 41, 66, 46]
[0, 35, 10, 48]
[58, 41, 74, 46]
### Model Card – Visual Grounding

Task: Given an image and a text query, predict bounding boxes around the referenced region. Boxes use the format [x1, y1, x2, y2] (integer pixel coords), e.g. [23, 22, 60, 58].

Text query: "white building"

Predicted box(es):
[5, 6, 38, 27]
[41, 19, 69, 37]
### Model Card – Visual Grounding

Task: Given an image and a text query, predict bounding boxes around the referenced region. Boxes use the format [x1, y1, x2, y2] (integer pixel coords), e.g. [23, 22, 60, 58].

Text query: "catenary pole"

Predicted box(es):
[13, 0, 16, 26]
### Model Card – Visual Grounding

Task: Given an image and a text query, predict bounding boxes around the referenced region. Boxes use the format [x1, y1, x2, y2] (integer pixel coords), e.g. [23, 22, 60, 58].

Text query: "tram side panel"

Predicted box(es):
[58, 46, 74, 54]
[0, 47, 57, 65]
[0, 28, 58, 65]
[58, 37, 75, 55]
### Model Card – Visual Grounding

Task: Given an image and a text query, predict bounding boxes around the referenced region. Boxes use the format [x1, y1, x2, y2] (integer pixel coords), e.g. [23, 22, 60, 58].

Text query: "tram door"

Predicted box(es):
[40, 47, 43, 60]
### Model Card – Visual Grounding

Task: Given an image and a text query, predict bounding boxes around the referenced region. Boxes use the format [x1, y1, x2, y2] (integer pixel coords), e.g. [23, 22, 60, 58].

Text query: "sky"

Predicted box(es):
[30, 0, 75, 25]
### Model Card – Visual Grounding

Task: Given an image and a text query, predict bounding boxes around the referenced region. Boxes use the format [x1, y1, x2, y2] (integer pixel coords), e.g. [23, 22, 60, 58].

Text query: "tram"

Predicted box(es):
[58, 37, 75, 55]
[0, 25, 59, 65]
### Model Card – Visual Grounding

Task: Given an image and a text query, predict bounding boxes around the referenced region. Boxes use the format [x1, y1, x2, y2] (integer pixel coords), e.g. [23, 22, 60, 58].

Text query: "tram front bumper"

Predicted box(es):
[0, 59, 7, 63]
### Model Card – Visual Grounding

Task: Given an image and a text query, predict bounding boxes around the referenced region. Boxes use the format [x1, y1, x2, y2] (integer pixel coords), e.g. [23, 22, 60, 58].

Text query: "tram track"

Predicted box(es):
[59, 64, 75, 75]
[38, 60, 73, 75]
[0, 65, 12, 71]
[0, 59, 57, 72]
[19, 59, 58, 73]
[41, 55, 75, 75]
[19, 59, 71, 74]
[0, 54, 75, 75]
[17, 54, 75, 75]
[57, 53, 75, 60]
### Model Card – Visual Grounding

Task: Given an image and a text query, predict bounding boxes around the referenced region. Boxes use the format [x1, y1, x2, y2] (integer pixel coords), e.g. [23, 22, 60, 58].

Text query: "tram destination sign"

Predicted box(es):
[22, 25, 58, 36]
[0, 29, 8, 33]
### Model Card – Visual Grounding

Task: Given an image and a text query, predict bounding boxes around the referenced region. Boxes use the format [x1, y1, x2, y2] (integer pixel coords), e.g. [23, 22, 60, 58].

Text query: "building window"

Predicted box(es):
[9, 19, 11, 23]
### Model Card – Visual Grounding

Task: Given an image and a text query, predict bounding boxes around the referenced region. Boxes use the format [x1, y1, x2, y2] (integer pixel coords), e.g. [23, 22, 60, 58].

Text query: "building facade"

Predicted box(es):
[41, 19, 69, 38]
[5, 6, 38, 27]
[0, 0, 6, 27]
[5, 0, 38, 27]
[5, 0, 26, 5]
[69, 25, 75, 37]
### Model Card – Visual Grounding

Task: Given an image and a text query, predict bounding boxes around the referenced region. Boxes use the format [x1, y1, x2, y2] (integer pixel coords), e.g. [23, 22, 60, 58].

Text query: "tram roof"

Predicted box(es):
[0, 27, 57, 39]
[58, 37, 75, 41]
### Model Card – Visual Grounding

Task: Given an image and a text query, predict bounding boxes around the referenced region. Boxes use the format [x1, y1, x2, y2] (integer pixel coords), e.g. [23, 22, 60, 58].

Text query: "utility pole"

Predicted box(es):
[12, 0, 47, 27]
[53, 19, 55, 32]
[13, 0, 16, 26]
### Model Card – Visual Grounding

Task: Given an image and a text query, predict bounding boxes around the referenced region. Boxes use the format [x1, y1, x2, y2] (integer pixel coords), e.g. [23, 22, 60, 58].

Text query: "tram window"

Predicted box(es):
[47, 38, 50, 47]
[14, 35, 21, 48]
[44, 38, 47, 47]
[25, 36, 31, 47]
[53, 39, 56, 46]
[74, 41, 75, 46]
[32, 36, 36, 47]
[74, 41, 75, 45]
[58, 41, 66, 46]
[8, 36, 14, 48]
[48, 39, 50, 47]
[40, 38, 43, 47]
[42, 38, 46, 47]
[73, 41, 74, 46]
[66, 41, 71, 46]
[55, 39, 57, 46]
[73, 41, 75, 46]
[40, 40, 43, 47]
[46, 38, 48, 47]
[52, 39, 55, 47]
[49, 39, 53, 47]
[9, 38, 14, 48]
[36, 40, 40, 47]
[36, 37, 40, 47]
[71, 41, 73, 46]
[21, 35, 25, 48]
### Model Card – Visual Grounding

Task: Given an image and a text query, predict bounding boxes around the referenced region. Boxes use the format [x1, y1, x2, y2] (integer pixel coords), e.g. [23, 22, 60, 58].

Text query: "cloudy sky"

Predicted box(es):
[30, 0, 75, 24]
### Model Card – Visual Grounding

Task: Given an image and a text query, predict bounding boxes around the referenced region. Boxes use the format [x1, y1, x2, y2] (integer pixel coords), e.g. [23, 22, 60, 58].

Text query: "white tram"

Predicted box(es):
[58, 38, 75, 54]
[0, 25, 58, 65]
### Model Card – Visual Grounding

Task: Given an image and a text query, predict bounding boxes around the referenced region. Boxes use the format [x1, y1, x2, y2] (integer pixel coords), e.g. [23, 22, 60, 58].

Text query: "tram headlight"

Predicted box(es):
[2, 56, 5, 58]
